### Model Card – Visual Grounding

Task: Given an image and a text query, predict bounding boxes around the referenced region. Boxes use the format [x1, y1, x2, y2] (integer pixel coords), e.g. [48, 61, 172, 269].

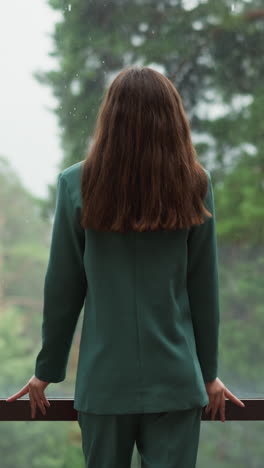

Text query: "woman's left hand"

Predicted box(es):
[6, 375, 51, 419]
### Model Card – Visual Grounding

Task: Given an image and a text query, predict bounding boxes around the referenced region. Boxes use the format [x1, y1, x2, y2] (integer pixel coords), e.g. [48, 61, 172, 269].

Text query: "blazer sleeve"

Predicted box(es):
[187, 170, 220, 384]
[34, 172, 87, 383]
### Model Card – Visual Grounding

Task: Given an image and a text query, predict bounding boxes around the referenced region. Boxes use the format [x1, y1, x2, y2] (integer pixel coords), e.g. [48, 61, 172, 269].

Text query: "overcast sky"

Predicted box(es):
[0, 1, 63, 198]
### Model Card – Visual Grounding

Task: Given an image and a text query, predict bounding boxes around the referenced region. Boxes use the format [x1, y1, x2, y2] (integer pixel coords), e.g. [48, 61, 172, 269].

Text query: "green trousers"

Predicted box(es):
[77, 407, 203, 468]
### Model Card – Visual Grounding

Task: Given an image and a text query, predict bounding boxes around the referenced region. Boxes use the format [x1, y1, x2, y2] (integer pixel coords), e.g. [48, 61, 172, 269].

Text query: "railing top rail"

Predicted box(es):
[0, 398, 263, 421]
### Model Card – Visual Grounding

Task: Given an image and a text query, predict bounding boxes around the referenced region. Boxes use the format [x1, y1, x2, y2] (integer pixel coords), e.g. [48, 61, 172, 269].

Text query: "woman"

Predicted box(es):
[6, 66, 245, 467]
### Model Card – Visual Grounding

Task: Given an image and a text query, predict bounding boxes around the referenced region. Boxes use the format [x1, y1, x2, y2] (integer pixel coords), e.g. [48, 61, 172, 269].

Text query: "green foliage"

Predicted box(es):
[0, 420, 71, 468]
[215, 155, 264, 244]
[0, 305, 33, 391]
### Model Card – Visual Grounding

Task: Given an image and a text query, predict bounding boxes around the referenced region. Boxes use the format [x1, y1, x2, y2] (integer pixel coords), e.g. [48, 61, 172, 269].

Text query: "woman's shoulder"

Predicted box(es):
[61, 160, 84, 180]
[59, 160, 84, 205]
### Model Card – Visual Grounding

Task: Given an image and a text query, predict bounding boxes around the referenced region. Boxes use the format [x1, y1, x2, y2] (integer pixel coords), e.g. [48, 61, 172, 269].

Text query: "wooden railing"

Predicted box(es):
[0, 398, 263, 421]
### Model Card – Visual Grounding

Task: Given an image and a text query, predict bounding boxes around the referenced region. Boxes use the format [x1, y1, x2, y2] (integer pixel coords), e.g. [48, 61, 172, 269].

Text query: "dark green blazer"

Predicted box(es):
[34, 160, 220, 414]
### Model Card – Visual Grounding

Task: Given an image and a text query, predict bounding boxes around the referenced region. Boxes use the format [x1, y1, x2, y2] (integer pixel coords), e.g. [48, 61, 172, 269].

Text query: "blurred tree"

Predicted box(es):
[0, 156, 84, 467]
[0, 156, 50, 332]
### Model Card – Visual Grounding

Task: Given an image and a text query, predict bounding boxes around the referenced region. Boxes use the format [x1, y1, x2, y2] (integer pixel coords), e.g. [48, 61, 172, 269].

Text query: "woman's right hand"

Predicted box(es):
[205, 377, 245, 422]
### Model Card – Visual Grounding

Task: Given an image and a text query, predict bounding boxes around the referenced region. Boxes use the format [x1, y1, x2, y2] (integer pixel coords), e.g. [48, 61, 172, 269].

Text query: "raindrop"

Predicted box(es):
[181, 0, 199, 10]
[139, 22, 148, 32]
[230, 2, 243, 13]
[68, 4, 71, 12]
[131, 35, 145, 47]
[192, 20, 203, 31]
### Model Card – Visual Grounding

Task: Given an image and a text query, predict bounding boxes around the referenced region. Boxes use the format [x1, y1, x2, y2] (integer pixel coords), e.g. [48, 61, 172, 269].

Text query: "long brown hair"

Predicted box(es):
[81, 66, 212, 233]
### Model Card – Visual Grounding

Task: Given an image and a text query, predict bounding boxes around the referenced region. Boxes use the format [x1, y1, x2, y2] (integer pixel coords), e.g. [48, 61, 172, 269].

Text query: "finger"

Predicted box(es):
[35, 397, 46, 416]
[37, 390, 50, 413]
[224, 388, 245, 406]
[30, 388, 46, 416]
[29, 393, 37, 419]
[39, 399, 47, 416]
[6, 386, 29, 401]
[214, 394, 225, 421]
[211, 395, 220, 420]
[42, 394, 51, 408]
[220, 394, 226, 422]
[206, 398, 215, 413]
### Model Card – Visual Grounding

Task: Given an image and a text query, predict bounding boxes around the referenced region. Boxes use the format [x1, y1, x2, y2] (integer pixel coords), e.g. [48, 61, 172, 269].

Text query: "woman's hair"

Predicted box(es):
[80, 66, 212, 233]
